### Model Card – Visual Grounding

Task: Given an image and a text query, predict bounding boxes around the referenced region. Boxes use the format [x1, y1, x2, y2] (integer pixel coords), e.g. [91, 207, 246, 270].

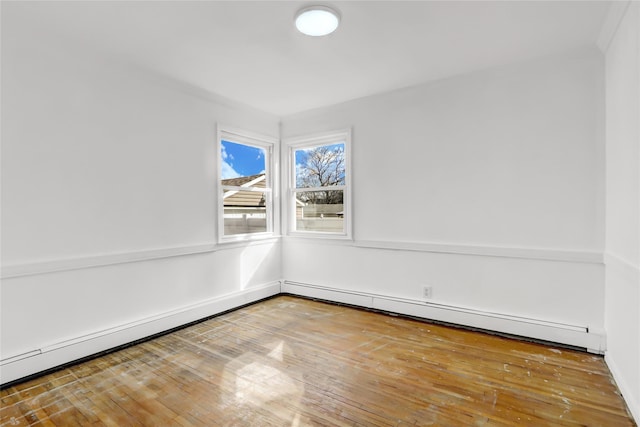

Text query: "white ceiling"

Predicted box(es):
[6, 1, 611, 116]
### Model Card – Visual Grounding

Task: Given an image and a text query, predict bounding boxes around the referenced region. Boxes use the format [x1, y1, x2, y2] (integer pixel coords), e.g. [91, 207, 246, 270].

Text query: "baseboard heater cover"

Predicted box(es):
[0, 281, 282, 386]
[281, 281, 605, 353]
[1, 279, 606, 386]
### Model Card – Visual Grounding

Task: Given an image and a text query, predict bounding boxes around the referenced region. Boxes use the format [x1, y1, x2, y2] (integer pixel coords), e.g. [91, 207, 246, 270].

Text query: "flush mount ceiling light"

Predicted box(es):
[295, 6, 340, 36]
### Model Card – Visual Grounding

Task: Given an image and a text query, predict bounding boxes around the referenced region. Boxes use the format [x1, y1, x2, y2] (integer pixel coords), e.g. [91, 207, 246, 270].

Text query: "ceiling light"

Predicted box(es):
[295, 6, 340, 37]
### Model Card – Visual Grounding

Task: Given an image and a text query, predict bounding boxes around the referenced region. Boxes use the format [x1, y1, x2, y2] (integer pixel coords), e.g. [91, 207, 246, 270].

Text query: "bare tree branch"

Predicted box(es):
[297, 145, 345, 204]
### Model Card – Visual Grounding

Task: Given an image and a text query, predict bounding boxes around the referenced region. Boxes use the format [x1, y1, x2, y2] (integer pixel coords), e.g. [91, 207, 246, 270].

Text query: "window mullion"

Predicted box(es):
[292, 185, 346, 193]
[222, 186, 271, 193]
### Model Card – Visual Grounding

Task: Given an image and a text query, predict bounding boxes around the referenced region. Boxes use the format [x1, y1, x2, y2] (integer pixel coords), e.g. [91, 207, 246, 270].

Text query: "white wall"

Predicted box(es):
[1, 6, 627, 412]
[603, 1, 640, 422]
[0, 10, 282, 382]
[281, 48, 606, 351]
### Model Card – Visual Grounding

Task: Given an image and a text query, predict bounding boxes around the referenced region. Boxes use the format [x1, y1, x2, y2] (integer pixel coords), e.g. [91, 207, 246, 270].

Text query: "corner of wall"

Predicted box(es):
[597, 0, 631, 52]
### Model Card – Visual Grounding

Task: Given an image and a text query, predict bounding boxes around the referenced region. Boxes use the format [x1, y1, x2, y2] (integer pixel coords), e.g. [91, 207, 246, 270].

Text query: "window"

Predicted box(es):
[218, 128, 276, 241]
[287, 129, 351, 238]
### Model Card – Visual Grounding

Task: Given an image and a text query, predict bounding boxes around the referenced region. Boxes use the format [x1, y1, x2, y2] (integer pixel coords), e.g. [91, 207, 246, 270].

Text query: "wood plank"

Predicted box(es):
[1, 296, 635, 426]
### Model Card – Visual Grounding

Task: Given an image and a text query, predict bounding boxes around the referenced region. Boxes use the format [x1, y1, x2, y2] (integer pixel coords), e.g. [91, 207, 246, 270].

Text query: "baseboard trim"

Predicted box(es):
[605, 352, 640, 424]
[281, 281, 605, 353]
[0, 278, 608, 386]
[0, 281, 282, 386]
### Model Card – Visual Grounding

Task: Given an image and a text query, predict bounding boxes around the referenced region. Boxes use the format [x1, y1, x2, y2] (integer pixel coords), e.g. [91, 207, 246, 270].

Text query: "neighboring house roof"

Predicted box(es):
[222, 173, 266, 207]
[221, 173, 265, 188]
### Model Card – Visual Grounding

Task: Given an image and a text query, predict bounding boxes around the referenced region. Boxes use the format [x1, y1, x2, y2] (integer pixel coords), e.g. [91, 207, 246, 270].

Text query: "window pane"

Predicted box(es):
[223, 189, 267, 235]
[295, 190, 344, 233]
[220, 137, 270, 238]
[221, 140, 266, 180]
[295, 143, 345, 188]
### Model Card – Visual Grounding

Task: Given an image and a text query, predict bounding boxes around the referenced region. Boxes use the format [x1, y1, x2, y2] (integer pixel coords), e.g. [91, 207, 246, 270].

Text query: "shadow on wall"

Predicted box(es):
[240, 242, 279, 291]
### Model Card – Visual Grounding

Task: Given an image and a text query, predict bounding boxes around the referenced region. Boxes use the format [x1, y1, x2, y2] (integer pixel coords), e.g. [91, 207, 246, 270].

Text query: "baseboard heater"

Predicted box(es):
[281, 281, 604, 353]
[1, 280, 605, 386]
[0, 281, 282, 386]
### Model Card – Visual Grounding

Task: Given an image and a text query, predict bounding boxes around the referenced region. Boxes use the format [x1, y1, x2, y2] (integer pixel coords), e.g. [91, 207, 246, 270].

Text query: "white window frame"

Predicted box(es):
[217, 126, 278, 243]
[284, 129, 352, 239]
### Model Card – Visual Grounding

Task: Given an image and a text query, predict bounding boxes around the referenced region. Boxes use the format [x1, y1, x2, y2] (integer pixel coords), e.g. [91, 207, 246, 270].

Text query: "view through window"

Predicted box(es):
[220, 134, 272, 239]
[290, 131, 350, 236]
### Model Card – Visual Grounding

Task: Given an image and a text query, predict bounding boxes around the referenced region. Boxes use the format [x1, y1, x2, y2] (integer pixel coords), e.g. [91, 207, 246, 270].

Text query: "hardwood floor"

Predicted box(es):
[1, 295, 635, 426]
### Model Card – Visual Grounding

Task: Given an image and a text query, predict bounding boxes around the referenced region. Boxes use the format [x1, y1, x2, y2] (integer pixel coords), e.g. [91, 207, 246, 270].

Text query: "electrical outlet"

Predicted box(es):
[422, 286, 433, 299]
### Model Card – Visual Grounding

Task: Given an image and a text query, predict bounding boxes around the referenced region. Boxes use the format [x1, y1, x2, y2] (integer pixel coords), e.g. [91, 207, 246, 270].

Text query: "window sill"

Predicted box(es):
[217, 235, 282, 249]
[285, 233, 354, 244]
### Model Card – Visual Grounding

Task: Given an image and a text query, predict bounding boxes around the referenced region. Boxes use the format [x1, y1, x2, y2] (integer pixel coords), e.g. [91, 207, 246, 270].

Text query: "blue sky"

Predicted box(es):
[221, 140, 266, 179]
